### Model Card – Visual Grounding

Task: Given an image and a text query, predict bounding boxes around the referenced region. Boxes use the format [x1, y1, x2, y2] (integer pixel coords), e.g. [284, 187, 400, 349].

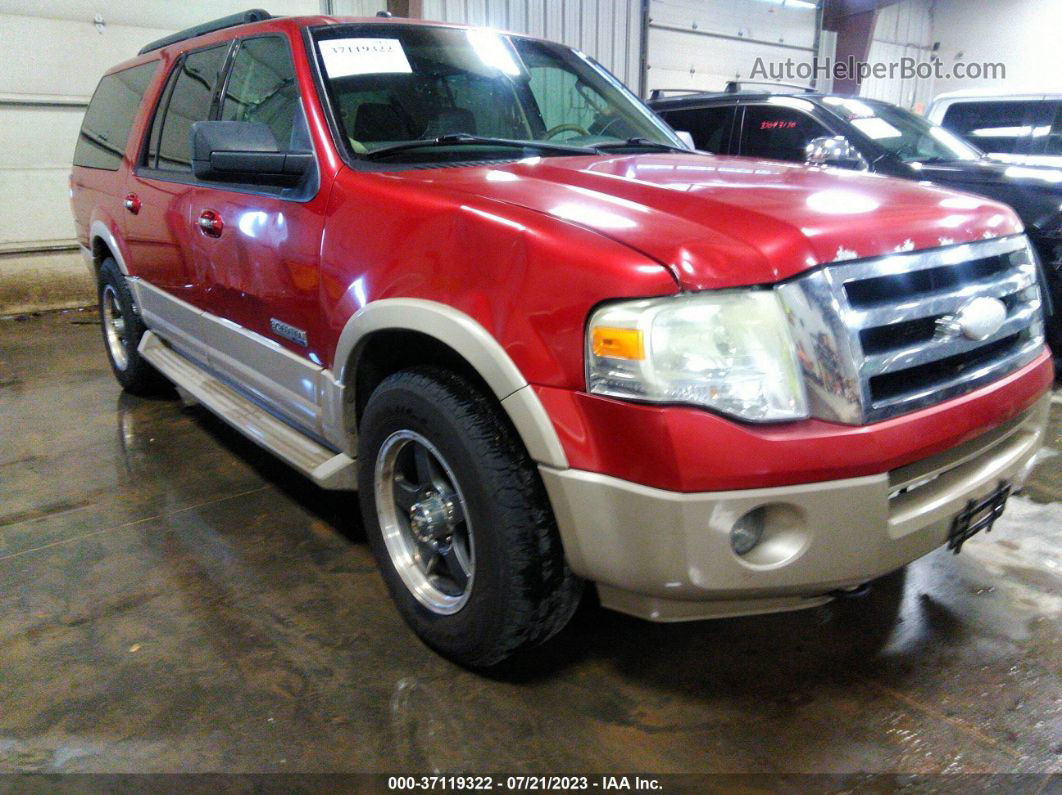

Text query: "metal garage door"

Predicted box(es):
[0, 0, 325, 253]
[646, 0, 822, 95]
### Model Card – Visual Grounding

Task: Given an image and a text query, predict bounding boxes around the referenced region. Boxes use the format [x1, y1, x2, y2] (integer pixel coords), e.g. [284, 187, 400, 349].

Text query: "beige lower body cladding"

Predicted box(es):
[541, 394, 1051, 621]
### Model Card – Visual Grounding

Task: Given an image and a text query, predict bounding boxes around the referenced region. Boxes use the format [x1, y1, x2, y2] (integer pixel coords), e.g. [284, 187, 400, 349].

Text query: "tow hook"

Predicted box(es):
[828, 583, 872, 600]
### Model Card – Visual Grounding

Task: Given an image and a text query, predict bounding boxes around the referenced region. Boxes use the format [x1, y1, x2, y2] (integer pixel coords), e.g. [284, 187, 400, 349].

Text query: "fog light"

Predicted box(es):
[730, 507, 766, 556]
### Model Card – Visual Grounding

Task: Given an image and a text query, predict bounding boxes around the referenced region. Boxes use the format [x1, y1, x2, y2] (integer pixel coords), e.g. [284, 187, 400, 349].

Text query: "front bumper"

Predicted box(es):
[540, 393, 1050, 622]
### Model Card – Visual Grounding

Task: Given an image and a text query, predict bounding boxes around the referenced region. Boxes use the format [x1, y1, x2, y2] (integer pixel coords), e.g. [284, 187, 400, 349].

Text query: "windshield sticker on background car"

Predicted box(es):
[319, 38, 412, 78]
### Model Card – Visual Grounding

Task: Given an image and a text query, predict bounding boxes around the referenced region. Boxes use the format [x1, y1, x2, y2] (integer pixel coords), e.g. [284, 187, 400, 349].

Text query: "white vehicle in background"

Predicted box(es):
[927, 89, 1062, 168]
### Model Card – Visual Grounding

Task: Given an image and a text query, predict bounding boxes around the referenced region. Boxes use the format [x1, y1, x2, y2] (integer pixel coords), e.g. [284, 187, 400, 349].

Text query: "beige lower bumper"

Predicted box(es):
[540, 394, 1050, 622]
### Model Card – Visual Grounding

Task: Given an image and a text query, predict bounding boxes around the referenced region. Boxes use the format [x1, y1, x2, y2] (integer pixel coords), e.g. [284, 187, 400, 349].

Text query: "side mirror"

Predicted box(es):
[805, 135, 869, 171]
[674, 130, 696, 150]
[191, 120, 312, 186]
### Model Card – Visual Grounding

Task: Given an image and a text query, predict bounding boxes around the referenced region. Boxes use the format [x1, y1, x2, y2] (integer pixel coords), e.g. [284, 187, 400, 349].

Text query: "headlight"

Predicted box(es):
[586, 291, 808, 422]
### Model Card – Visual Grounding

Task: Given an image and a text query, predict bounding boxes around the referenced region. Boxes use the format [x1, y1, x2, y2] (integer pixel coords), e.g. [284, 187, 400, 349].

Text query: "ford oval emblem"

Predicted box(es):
[956, 296, 1007, 341]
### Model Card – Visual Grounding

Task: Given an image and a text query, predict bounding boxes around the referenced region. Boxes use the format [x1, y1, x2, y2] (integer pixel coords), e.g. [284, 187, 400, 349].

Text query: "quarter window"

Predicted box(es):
[74, 62, 159, 170]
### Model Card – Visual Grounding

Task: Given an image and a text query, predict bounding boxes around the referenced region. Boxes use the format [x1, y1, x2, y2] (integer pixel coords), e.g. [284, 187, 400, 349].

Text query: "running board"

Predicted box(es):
[139, 331, 357, 490]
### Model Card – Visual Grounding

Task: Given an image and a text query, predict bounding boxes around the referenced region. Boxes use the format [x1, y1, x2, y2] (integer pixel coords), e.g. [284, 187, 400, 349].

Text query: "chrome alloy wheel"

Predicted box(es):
[374, 430, 475, 614]
[101, 284, 129, 370]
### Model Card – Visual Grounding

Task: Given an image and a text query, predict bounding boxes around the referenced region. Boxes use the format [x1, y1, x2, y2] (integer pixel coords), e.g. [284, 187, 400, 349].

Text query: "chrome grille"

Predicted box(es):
[777, 235, 1044, 425]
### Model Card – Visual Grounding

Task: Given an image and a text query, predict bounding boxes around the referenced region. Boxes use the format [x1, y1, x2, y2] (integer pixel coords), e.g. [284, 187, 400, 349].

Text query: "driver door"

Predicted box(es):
[189, 34, 329, 434]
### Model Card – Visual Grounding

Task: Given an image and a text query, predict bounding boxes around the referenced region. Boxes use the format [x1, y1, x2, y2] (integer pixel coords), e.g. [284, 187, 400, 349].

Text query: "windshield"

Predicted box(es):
[821, 96, 983, 163]
[311, 24, 683, 161]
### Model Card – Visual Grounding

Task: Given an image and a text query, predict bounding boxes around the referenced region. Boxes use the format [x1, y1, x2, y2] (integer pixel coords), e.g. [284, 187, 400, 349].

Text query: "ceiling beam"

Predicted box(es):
[822, 0, 902, 31]
[387, 0, 423, 18]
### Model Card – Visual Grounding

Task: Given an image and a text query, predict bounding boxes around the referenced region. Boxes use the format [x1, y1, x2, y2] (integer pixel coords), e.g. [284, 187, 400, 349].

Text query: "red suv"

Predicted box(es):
[70, 11, 1053, 666]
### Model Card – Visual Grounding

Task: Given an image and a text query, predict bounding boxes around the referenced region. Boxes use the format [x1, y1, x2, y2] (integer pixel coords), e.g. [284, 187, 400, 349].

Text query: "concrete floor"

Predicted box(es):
[0, 251, 94, 316]
[0, 309, 1060, 776]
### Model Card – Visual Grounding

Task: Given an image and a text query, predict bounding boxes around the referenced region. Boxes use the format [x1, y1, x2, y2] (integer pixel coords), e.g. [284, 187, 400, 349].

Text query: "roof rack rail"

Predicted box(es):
[138, 9, 272, 55]
[647, 88, 705, 100]
[724, 80, 815, 94]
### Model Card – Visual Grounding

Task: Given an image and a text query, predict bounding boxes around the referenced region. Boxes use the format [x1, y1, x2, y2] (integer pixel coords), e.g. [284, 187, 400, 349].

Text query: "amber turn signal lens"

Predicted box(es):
[592, 327, 645, 360]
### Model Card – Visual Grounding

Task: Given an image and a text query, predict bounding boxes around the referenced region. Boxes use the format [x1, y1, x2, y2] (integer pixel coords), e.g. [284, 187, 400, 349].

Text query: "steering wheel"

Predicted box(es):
[543, 123, 591, 140]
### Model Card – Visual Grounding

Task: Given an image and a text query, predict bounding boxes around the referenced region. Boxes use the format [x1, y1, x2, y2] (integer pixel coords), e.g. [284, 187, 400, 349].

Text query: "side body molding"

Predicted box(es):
[328, 298, 569, 470]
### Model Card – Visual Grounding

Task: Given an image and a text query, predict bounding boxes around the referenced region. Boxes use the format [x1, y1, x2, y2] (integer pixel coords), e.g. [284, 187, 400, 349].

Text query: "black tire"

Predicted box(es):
[357, 367, 582, 667]
[98, 258, 165, 395]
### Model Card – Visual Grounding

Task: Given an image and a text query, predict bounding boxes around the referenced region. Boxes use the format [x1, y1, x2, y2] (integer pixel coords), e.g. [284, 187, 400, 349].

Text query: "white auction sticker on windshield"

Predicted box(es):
[319, 38, 412, 77]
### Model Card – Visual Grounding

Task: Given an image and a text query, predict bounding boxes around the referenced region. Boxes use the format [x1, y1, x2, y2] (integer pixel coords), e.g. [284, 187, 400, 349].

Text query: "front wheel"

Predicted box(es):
[357, 367, 582, 667]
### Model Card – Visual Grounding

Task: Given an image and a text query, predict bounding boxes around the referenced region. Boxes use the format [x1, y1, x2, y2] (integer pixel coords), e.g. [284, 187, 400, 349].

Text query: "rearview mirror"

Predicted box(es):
[805, 135, 869, 171]
[191, 120, 312, 186]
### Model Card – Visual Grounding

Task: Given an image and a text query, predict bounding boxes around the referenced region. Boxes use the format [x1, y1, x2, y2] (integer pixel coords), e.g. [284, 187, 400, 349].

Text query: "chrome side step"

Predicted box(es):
[139, 331, 357, 490]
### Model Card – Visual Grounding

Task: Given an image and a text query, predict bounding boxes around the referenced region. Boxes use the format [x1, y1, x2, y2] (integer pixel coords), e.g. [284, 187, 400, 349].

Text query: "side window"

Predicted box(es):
[153, 44, 230, 172]
[658, 106, 735, 153]
[221, 36, 303, 150]
[739, 104, 830, 163]
[73, 62, 159, 170]
[1044, 103, 1062, 156]
[940, 101, 1034, 155]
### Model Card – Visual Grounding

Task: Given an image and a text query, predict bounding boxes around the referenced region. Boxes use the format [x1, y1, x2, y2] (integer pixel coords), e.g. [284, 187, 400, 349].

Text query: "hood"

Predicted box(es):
[915, 158, 1062, 233]
[917, 158, 1062, 190]
[392, 153, 1024, 290]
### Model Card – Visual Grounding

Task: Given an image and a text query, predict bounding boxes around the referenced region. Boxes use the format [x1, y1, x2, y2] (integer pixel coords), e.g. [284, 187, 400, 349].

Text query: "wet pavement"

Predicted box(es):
[0, 309, 1059, 775]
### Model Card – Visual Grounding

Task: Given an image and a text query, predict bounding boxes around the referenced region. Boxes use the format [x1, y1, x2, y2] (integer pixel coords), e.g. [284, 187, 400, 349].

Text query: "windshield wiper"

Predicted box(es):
[363, 133, 598, 160]
[595, 137, 693, 154]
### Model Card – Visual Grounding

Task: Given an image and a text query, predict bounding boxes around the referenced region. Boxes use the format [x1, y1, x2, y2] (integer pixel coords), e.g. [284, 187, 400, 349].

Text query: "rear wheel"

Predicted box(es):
[357, 367, 582, 667]
[98, 258, 165, 394]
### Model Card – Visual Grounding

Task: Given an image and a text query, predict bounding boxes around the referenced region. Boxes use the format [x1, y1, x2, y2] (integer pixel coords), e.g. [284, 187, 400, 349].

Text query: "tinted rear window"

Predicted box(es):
[658, 106, 734, 153]
[940, 100, 1039, 155]
[73, 61, 159, 170]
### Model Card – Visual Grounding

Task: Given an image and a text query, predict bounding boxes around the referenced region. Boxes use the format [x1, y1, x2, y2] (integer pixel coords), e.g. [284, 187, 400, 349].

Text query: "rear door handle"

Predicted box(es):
[123, 193, 141, 214]
[197, 209, 224, 238]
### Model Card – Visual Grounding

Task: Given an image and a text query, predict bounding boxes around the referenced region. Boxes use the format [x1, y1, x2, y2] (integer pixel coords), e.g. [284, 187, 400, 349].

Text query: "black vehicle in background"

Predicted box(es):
[648, 85, 1062, 365]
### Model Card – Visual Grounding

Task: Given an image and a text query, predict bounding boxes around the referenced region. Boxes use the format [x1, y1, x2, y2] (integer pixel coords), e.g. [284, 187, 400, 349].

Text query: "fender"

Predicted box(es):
[327, 298, 569, 469]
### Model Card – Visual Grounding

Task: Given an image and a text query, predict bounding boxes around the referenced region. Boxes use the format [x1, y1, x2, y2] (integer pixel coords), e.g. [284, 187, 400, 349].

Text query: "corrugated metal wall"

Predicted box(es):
[647, 0, 821, 94]
[330, 0, 386, 15]
[860, 0, 935, 110]
[419, 0, 644, 93]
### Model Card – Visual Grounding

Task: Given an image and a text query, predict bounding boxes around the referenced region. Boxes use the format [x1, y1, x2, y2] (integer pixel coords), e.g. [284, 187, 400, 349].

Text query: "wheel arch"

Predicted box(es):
[333, 299, 568, 469]
[89, 218, 132, 279]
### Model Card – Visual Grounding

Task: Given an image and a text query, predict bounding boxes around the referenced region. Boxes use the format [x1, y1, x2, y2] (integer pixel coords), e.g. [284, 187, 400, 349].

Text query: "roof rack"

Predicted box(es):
[647, 88, 706, 101]
[648, 81, 816, 102]
[138, 9, 272, 55]
[724, 80, 815, 94]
